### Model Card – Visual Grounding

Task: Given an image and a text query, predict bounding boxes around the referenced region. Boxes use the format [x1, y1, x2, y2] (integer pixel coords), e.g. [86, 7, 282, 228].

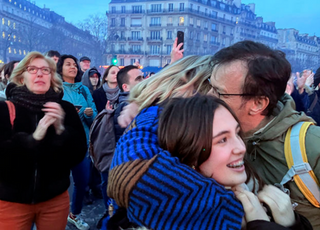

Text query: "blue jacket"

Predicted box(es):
[62, 82, 98, 145]
[108, 106, 243, 230]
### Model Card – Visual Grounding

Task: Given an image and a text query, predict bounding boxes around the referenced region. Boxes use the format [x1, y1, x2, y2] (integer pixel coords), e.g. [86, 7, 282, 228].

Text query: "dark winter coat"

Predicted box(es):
[0, 99, 87, 204]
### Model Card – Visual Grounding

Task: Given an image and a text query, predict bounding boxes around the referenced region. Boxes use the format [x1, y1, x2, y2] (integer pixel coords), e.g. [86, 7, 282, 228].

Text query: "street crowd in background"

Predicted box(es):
[0, 38, 319, 230]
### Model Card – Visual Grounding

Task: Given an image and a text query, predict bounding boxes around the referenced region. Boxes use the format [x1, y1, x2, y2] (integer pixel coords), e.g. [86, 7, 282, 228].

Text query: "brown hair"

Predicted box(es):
[158, 95, 264, 191]
[101, 65, 119, 85]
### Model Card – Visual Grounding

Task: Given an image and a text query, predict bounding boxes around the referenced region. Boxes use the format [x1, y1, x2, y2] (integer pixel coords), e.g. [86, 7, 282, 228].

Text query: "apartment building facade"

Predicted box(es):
[0, 0, 96, 63]
[278, 28, 319, 71]
[106, 0, 249, 67]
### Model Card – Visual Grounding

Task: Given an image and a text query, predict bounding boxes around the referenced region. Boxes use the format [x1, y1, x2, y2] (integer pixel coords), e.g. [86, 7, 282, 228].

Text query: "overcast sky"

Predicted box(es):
[34, 0, 320, 36]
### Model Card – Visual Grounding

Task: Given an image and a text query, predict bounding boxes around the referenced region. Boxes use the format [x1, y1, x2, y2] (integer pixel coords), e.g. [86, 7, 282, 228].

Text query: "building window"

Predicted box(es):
[189, 17, 193, 25]
[150, 31, 160, 39]
[179, 3, 184, 11]
[131, 18, 142, 26]
[111, 6, 116, 13]
[189, 31, 193, 39]
[8, 20, 10, 26]
[211, 35, 216, 42]
[166, 45, 172, 54]
[150, 45, 160, 54]
[179, 17, 184, 25]
[168, 3, 173, 12]
[205, 8, 208, 15]
[120, 44, 125, 51]
[167, 17, 172, 25]
[121, 18, 125, 26]
[190, 3, 193, 11]
[211, 23, 217, 31]
[131, 31, 141, 39]
[121, 6, 126, 13]
[132, 45, 141, 52]
[167, 31, 172, 39]
[9, 47, 11, 53]
[19, 49, 21, 55]
[204, 21, 208, 29]
[204, 34, 207, 41]
[196, 19, 200, 27]
[151, 17, 161, 26]
[120, 58, 124, 66]
[211, 11, 217, 18]
[151, 4, 161, 12]
[197, 6, 200, 12]
[24, 50, 26, 55]
[132, 5, 142, 13]
[223, 26, 226, 34]
[130, 59, 135, 65]
[2, 18, 4, 25]
[111, 18, 116, 27]
[2, 32, 5, 38]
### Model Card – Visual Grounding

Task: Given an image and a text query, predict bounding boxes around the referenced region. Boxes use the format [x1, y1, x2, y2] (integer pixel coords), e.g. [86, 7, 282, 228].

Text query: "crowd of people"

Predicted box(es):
[0, 38, 319, 230]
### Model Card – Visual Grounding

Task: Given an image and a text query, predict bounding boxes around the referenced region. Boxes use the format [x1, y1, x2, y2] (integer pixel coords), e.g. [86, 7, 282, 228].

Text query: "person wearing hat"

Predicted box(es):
[81, 67, 101, 95]
[78, 56, 91, 82]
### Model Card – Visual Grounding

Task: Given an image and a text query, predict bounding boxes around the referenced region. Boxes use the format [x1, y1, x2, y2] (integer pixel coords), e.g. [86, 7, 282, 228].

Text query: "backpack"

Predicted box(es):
[280, 121, 320, 208]
[89, 109, 116, 173]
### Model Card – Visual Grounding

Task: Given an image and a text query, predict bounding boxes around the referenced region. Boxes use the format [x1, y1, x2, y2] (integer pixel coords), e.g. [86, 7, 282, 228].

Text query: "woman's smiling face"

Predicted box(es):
[199, 106, 247, 187]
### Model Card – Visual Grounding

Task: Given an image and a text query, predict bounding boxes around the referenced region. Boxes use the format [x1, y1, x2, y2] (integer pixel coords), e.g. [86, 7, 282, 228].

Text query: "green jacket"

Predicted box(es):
[246, 94, 320, 229]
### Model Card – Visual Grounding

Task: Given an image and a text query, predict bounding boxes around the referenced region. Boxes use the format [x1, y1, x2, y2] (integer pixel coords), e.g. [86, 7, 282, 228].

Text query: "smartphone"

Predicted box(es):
[177, 31, 184, 50]
[74, 105, 82, 110]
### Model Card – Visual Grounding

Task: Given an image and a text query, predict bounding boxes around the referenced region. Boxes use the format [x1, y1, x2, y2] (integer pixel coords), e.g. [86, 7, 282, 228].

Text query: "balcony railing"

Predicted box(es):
[167, 23, 173, 26]
[128, 37, 143, 41]
[149, 24, 161, 27]
[131, 24, 142, 27]
[147, 37, 163, 41]
[210, 41, 220, 46]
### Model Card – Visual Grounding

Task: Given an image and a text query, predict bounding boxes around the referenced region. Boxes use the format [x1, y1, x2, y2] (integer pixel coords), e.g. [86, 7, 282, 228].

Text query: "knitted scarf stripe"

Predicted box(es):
[109, 106, 243, 230]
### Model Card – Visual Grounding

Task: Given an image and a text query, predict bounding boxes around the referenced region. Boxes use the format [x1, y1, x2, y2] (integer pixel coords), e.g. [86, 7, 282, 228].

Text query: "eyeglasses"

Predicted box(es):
[207, 78, 254, 98]
[216, 92, 254, 98]
[26, 66, 51, 75]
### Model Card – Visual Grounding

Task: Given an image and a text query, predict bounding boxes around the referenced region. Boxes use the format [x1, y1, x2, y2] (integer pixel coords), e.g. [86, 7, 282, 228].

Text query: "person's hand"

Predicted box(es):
[285, 76, 294, 95]
[105, 100, 114, 111]
[84, 107, 93, 117]
[296, 71, 308, 94]
[170, 37, 184, 64]
[257, 185, 295, 227]
[305, 73, 314, 87]
[33, 115, 56, 140]
[118, 102, 139, 128]
[42, 102, 65, 135]
[233, 185, 269, 223]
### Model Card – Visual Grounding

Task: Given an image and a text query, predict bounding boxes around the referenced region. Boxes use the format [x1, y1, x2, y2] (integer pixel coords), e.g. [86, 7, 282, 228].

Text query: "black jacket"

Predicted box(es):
[93, 87, 107, 113]
[113, 92, 129, 142]
[0, 100, 87, 204]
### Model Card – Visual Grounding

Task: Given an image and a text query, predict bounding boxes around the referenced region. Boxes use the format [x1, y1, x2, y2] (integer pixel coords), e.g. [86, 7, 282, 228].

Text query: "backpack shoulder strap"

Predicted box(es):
[5, 101, 16, 127]
[80, 85, 88, 101]
[281, 121, 320, 207]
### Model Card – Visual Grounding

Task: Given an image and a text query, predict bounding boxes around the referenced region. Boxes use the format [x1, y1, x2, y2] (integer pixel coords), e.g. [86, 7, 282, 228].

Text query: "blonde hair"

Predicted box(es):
[9, 51, 63, 93]
[129, 55, 214, 111]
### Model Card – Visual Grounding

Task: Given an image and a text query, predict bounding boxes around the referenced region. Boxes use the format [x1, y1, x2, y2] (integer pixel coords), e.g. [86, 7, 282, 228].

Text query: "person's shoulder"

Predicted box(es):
[306, 124, 320, 138]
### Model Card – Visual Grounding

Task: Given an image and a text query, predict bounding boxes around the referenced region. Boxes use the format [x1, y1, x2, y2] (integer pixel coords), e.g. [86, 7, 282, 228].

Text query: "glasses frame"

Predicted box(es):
[26, 66, 52, 75]
[207, 78, 254, 98]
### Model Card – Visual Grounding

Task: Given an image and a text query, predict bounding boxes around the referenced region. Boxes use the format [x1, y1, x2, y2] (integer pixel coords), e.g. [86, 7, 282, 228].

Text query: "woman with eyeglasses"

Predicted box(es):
[0, 52, 87, 230]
